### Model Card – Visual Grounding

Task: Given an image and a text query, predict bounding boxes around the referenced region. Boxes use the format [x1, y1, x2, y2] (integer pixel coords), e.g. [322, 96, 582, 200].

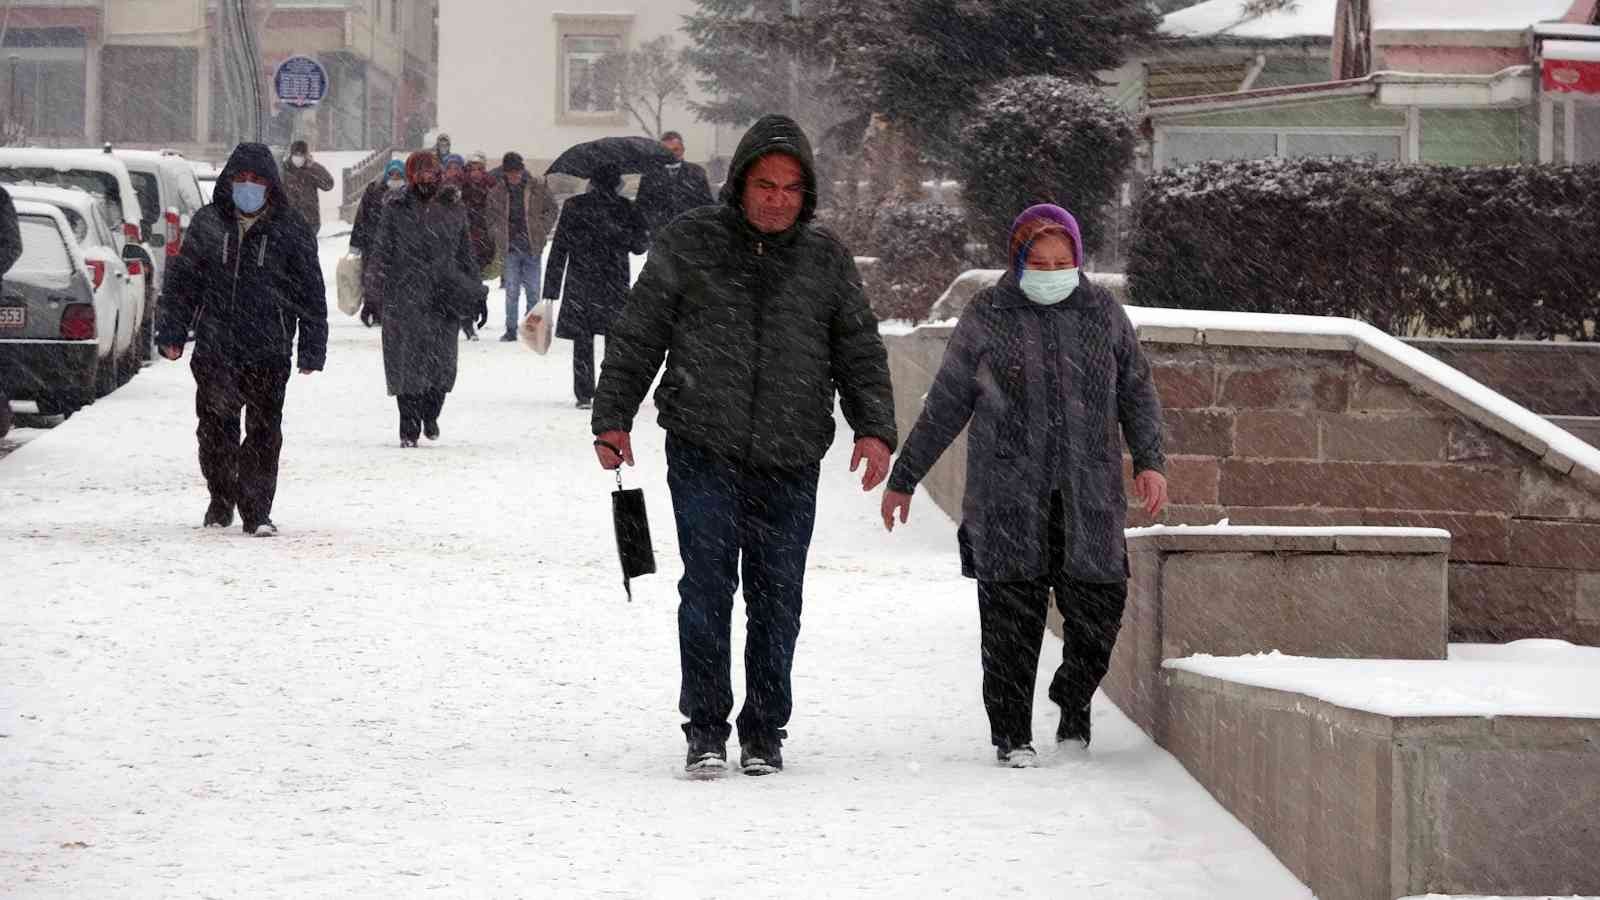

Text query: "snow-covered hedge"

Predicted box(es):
[956, 76, 1137, 261]
[1129, 158, 1600, 340]
[864, 200, 973, 322]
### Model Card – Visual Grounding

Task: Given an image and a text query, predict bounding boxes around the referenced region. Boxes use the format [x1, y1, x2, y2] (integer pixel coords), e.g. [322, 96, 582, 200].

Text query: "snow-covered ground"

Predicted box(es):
[0, 235, 1311, 897]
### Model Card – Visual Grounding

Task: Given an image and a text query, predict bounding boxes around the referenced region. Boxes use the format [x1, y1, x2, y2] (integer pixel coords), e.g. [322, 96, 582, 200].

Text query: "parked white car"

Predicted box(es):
[7, 183, 144, 381]
[0, 200, 138, 415]
[0, 149, 155, 358]
[78, 147, 207, 299]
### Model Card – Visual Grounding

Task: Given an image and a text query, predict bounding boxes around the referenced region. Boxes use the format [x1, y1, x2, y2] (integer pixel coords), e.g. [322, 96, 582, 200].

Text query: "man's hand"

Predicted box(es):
[159, 345, 183, 361]
[594, 430, 633, 470]
[475, 301, 489, 329]
[299, 368, 316, 376]
[1134, 469, 1170, 518]
[881, 489, 912, 532]
[850, 437, 891, 492]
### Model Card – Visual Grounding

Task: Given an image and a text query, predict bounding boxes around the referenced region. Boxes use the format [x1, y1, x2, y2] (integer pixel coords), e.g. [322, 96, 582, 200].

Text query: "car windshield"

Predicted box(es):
[15, 216, 73, 275]
[0, 166, 125, 224]
[129, 171, 161, 227]
[58, 207, 88, 242]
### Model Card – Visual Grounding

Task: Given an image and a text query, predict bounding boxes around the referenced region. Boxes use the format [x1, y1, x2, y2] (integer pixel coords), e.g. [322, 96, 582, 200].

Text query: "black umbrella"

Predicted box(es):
[610, 469, 656, 601]
[545, 136, 675, 179]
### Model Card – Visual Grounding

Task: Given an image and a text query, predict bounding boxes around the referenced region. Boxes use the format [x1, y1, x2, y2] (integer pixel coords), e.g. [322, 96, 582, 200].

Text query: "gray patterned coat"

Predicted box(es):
[887, 274, 1165, 583]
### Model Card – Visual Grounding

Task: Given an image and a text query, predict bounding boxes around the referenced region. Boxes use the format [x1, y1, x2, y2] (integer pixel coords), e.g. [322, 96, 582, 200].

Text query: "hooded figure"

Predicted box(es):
[362, 151, 479, 446]
[350, 159, 405, 259]
[155, 142, 328, 537]
[589, 114, 898, 777]
[881, 202, 1168, 767]
[541, 163, 648, 408]
[280, 139, 334, 233]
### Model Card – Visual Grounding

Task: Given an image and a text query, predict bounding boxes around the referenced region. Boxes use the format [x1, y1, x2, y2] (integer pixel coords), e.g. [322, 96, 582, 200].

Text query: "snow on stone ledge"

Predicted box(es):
[1371, 0, 1572, 31]
[1160, 0, 1336, 40]
[1126, 523, 1450, 539]
[1164, 641, 1600, 719]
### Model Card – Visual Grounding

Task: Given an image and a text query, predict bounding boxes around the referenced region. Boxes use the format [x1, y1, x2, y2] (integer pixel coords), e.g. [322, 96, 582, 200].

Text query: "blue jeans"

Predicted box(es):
[502, 249, 540, 335]
[665, 433, 820, 747]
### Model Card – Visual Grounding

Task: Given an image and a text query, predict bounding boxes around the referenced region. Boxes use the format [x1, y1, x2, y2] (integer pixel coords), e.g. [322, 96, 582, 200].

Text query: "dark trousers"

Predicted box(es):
[396, 390, 445, 441]
[194, 359, 290, 527]
[572, 334, 595, 404]
[665, 433, 820, 746]
[975, 492, 1128, 749]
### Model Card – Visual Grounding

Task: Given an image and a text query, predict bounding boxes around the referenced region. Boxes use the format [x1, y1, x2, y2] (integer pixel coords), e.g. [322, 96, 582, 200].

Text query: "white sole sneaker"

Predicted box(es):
[686, 753, 727, 776]
[1002, 747, 1038, 768]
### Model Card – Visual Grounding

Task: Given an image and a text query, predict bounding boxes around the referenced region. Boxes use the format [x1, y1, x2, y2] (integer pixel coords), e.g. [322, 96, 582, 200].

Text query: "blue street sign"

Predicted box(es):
[273, 56, 329, 109]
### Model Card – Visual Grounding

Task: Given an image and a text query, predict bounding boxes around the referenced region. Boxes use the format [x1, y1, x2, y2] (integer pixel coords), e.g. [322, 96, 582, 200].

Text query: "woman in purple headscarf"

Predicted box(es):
[880, 204, 1170, 768]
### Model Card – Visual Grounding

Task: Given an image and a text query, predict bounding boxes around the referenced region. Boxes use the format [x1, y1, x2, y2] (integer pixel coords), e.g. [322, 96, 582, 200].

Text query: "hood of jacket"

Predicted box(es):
[212, 142, 290, 217]
[718, 114, 818, 227]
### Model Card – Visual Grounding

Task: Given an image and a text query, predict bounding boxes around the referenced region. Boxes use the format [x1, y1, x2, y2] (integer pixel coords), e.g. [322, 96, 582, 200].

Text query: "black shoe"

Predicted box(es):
[1056, 707, 1091, 748]
[997, 742, 1038, 768]
[203, 497, 234, 528]
[243, 519, 278, 537]
[575, 399, 592, 410]
[685, 738, 727, 775]
[499, 331, 517, 342]
[423, 419, 440, 440]
[739, 736, 784, 776]
[400, 438, 418, 448]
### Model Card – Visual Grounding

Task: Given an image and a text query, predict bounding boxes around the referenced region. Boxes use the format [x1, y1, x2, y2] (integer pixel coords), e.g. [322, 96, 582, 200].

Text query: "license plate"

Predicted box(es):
[0, 306, 23, 328]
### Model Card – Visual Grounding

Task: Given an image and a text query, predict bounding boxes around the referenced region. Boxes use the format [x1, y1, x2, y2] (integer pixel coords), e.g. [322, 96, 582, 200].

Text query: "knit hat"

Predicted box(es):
[443, 154, 465, 169]
[384, 160, 405, 178]
[469, 151, 488, 166]
[502, 151, 524, 171]
[1008, 204, 1083, 277]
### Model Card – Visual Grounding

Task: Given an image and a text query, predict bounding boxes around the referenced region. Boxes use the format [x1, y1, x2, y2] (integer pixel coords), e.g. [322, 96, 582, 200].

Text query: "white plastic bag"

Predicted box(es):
[335, 253, 363, 316]
[520, 299, 553, 355]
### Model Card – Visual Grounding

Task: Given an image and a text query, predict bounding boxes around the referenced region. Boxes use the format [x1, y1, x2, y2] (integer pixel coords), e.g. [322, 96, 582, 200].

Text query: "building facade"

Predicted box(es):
[0, 0, 439, 156]
[436, 0, 741, 172]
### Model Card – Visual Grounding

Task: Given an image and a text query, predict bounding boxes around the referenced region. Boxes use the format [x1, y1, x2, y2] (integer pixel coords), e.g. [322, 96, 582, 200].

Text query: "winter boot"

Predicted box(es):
[739, 736, 784, 776]
[203, 497, 234, 528]
[243, 519, 278, 538]
[1056, 706, 1091, 750]
[685, 737, 727, 775]
[997, 743, 1037, 768]
[423, 419, 440, 441]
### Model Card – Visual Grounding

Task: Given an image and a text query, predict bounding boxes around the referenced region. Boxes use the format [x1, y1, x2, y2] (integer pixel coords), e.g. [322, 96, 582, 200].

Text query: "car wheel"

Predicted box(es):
[35, 395, 73, 417]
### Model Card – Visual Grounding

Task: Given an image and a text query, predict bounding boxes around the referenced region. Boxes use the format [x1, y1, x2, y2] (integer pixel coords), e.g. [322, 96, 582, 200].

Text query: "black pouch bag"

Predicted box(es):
[612, 470, 656, 600]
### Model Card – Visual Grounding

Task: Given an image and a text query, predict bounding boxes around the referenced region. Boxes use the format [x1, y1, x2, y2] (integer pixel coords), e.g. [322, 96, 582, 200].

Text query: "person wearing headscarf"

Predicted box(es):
[541, 163, 648, 409]
[880, 203, 1169, 768]
[362, 152, 479, 446]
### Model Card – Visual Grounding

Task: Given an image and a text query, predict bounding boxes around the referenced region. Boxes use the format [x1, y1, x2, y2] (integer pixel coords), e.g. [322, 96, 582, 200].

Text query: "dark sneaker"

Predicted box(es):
[575, 399, 592, 410]
[1056, 707, 1091, 748]
[423, 419, 440, 440]
[203, 497, 234, 528]
[685, 739, 727, 776]
[999, 744, 1037, 768]
[400, 438, 418, 448]
[739, 738, 784, 776]
[499, 331, 517, 342]
[243, 519, 278, 538]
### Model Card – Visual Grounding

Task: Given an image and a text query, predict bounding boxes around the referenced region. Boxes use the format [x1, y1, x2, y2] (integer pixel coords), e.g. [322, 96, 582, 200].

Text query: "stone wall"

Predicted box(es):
[883, 324, 1600, 646]
[1407, 338, 1600, 418]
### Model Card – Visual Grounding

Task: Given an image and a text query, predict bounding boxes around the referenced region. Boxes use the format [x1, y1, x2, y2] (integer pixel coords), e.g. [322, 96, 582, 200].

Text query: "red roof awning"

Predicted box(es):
[1542, 40, 1600, 95]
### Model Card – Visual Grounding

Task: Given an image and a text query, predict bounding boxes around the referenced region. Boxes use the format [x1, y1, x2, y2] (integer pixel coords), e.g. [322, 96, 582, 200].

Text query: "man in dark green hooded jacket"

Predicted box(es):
[591, 115, 897, 776]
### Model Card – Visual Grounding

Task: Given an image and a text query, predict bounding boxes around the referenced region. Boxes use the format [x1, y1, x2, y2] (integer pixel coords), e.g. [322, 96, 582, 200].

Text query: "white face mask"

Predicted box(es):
[386, 177, 406, 190]
[1019, 267, 1080, 305]
[290, 154, 306, 167]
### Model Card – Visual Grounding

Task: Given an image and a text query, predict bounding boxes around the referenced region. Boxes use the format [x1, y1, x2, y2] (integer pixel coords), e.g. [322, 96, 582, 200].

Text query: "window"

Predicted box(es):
[0, 167, 124, 224]
[15, 216, 72, 276]
[1574, 102, 1600, 164]
[1, 28, 88, 139]
[564, 35, 621, 114]
[1284, 133, 1401, 162]
[128, 172, 160, 229]
[1165, 132, 1277, 168]
[1160, 128, 1406, 169]
[102, 47, 197, 143]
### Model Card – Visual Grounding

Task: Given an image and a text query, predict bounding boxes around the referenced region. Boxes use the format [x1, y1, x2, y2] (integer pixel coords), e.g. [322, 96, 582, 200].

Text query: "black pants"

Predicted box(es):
[194, 359, 290, 528]
[396, 390, 445, 441]
[975, 492, 1127, 749]
[666, 434, 819, 747]
[572, 334, 595, 404]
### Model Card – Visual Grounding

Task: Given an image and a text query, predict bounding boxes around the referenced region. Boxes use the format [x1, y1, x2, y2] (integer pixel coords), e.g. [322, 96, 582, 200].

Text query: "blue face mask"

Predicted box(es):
[1019, 267, 1080, 305]
[232, 181, 267, 215]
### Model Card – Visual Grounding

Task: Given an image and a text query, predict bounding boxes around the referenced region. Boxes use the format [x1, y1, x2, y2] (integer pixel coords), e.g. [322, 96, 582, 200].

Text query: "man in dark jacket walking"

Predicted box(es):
[634, 131, 714, 240]
[157, 142, 328, 537]
[591, 114, 897, 777]
[280, 140, 335, 234]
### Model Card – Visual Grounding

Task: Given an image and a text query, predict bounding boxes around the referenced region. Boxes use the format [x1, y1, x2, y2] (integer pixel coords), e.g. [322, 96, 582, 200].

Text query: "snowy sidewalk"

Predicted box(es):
[0, 238, 1309, 898]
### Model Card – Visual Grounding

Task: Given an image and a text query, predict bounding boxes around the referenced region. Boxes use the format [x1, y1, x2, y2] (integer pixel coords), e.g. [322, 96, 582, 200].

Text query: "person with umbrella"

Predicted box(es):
[487, 152, 558, 342]
[635, 130, 715, 240]
[589, 116, 897, 776]
[362, 152, 479, 447]
[541, 164, 648, 409]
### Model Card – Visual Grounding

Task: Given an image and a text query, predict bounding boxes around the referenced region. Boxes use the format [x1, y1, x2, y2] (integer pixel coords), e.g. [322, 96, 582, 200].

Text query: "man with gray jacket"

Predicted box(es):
[591, 115, 897, 777]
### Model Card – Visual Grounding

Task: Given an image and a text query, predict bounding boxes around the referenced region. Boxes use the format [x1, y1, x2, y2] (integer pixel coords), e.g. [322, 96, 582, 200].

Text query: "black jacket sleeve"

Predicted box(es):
[591, 233, 683, 435]
[886, 306, 985, 494]
[1115, 305, 1165, 475]
[155, 206, 219, 348]
[828, 246, 898, 451]
[289, 218, 328, 371]
[542, 204, 571, 300]
[0, 187, 20, 276]
[690, 166, 715, 208]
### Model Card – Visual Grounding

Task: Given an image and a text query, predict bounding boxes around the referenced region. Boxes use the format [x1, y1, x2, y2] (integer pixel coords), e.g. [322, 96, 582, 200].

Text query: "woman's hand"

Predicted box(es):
[1134, 470, 1169, 518]
[881, 489, 912, 532]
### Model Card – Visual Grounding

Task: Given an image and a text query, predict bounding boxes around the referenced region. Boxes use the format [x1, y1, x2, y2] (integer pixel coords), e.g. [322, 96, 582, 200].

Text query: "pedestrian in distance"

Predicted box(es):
[591, 114, 898, 777]
[461, 151, 496, 274]
[362, 151, 480, 448]
[433, 133, 453, 166]
[487, 151, 558, 341]
[352, 160, 407, 328]
[634, 130, 715, 241]
[280, 139, 335, 235]
[440, 154, 480, 341]
[542, 163, 648, 410]
[156, 142, 328, 537]
[879, 203, 1169, 768]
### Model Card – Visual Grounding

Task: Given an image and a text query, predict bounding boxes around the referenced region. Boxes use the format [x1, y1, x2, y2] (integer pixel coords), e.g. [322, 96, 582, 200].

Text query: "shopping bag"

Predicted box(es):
[335, 253, 363, 316]
[611, 470, 657, 601]
[520, 299, 554, 355]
